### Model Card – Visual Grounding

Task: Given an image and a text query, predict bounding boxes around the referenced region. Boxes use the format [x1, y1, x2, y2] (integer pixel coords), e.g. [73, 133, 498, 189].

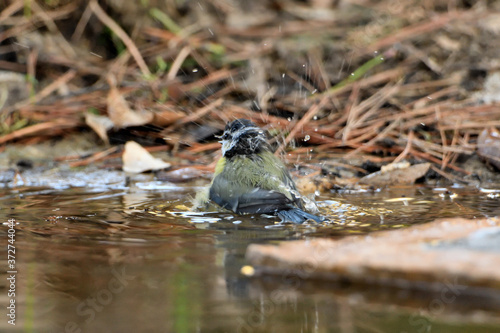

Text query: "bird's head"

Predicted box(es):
[219, 119, 270, 158]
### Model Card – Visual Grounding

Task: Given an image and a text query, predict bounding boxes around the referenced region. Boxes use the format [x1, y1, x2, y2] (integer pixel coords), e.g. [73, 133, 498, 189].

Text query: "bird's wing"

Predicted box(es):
[233, 188, 295, 214]
[279, 168, 304, 209]
[209, 174, 294, 214]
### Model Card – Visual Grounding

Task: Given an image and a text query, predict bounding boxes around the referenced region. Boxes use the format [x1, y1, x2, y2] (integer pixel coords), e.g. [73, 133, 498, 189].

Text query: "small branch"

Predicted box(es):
[89, 0, 151, 77]
[276, 95, 330, 155]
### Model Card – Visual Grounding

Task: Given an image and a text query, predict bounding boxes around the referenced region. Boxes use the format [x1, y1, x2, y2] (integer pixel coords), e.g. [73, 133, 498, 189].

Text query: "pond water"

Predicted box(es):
[1, 177, 500, 333]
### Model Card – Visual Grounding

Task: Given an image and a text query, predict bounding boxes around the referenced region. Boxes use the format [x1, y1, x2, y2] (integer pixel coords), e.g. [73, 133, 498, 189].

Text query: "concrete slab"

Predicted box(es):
[246, 217, 500, 291]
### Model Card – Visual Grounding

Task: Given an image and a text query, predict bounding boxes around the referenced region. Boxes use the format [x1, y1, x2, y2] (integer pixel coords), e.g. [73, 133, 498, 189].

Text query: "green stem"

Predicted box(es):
[150, 8, 182, 34]
[326, 54, 386, 93]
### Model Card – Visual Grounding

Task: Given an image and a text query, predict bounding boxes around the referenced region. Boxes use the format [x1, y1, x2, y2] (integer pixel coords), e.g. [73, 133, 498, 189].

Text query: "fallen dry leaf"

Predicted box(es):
[359, 162, 430, 186]
[85, 112, 114, 143]
[107, 76, 153, 128]
[122, 141, 171, 173]
[151, 109, 185, 127]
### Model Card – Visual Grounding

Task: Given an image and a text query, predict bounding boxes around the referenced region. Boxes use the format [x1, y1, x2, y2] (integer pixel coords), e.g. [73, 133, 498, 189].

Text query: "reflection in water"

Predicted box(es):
[0, 184, 500, 332]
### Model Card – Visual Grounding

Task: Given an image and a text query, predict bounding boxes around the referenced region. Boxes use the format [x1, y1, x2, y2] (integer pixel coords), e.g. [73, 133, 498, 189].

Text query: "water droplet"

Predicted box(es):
[192, 68, 198, 73]
[304, 135, 310, 142]
[351, 73, 355, 76]
[313, 115, 318, 120]
[282, 73, 285, 78]
[427, 96, 432, 99]
[374, 51, 378, 54]
[303, 64, 306, 67]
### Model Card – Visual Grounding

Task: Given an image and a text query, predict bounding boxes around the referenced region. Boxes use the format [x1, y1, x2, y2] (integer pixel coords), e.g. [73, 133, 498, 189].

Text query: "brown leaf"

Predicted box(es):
[151, 109, 185, 127]
[85, 113, 113, 143]
[107, 78, 153, 128]
[122, 141, 171, 173]
[359, 162, 431, 186]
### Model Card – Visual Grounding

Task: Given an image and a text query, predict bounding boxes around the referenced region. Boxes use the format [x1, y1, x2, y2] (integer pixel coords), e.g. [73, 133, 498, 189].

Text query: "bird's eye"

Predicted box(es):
[221, 132, 231, 140]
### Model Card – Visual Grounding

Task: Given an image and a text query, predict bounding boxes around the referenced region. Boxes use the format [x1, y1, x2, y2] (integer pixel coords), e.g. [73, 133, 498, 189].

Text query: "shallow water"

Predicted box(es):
[1, 179, 500, 333]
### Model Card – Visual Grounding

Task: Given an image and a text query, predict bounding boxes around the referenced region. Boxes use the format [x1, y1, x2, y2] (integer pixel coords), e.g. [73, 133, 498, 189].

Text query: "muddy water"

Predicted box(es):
[1, 180, 500, 333]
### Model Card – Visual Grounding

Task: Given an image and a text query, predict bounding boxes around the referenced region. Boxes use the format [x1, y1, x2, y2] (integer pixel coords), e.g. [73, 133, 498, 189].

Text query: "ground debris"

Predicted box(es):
[359, 162, 430, 186]
[478, 128, 500, 170]
[122, 141, 171, 173]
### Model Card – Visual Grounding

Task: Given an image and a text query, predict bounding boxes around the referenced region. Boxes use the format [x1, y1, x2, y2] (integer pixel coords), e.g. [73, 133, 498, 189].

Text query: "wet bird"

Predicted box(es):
[196, 119, 323, 223]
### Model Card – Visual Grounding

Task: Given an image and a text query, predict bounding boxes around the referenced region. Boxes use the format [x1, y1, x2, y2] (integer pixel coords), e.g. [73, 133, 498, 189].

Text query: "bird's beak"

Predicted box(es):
[220, 139, 233, 156]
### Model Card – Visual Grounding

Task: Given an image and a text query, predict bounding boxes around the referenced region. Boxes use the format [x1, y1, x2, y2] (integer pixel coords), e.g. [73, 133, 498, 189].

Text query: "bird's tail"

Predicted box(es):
[277, 208, 324, 224]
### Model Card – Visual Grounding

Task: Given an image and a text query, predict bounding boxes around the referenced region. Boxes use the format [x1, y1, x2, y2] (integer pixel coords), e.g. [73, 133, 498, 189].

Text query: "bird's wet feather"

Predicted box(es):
[203, 119, 323, 223]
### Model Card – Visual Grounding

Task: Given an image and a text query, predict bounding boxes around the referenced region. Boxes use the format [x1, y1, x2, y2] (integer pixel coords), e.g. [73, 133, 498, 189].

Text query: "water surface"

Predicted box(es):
[1, 181, 500, 333]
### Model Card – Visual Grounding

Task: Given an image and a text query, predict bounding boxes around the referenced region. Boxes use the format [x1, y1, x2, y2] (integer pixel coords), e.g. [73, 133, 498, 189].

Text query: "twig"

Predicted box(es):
[394, 130, 414, 163]
[167, 46, 191, 81]
[89, 0, 151, 77]
[429, 164, 468, 184]
[71, 3, 92, 42]
[165, 98, 224, 133]
[2, 69, 77, 116]
[68, 146, 119, 168]
[276, 95, 330, 154]
[362, 10, 479, 55]
[0, 119, 79, 145]
[0, 0, 24, 24]
[345, 117, 401, 158]
[412, 150, 470, 175]
[327, 53, 386, 93]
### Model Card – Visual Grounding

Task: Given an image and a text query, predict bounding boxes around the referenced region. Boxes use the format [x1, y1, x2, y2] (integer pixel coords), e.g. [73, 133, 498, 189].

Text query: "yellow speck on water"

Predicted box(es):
[384, 197, 415, 202]
[149, 211, 166, 217]
[240, 265, 255, 276]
